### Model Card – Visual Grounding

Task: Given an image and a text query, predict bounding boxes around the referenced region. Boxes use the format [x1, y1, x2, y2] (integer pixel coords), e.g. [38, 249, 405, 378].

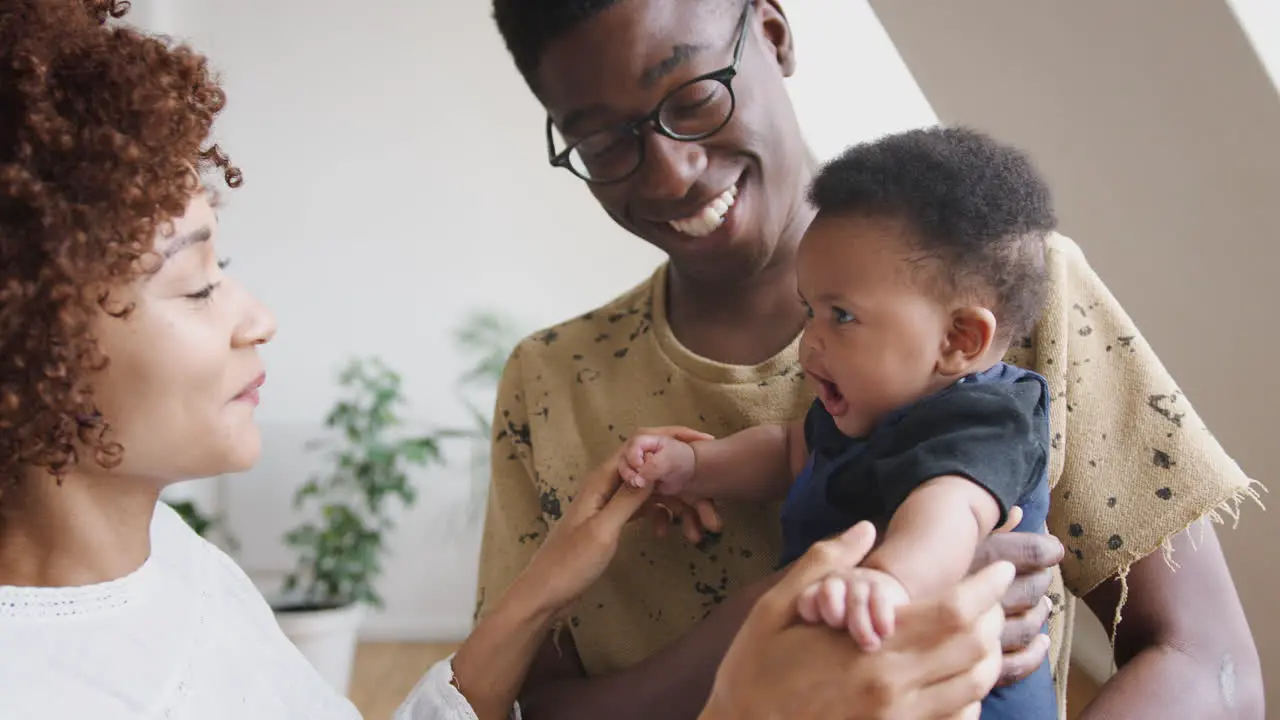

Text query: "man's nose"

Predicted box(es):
[634, 131, 706, 202]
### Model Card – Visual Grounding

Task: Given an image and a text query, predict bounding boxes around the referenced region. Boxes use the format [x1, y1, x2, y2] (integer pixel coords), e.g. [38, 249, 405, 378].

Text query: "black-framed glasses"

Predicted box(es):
[545, 2, 754, 184]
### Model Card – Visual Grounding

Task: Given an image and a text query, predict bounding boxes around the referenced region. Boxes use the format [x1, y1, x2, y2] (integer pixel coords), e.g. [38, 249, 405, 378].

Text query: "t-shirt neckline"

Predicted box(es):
[648, 263, 803, 385]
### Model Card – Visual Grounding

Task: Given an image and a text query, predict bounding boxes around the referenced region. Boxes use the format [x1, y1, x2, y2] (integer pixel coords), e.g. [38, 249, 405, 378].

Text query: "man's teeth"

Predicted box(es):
[669, 185, 738, 237]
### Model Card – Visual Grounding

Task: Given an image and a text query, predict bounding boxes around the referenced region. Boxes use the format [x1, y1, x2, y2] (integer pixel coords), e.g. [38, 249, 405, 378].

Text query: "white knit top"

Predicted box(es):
[0, 502, 512, 720]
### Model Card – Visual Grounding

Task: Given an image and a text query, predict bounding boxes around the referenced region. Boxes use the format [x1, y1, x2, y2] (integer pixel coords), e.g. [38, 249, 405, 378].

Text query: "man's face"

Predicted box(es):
[535, 1, 813, 285]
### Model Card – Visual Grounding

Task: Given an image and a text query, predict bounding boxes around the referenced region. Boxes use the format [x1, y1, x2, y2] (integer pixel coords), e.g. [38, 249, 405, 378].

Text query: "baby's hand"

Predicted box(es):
[796, 567, 910, 652]
[617, 433, 697, 496]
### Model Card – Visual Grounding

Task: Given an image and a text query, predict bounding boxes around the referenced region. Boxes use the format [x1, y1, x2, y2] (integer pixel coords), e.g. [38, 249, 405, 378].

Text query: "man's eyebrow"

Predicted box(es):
[639, 43, 706, 90]
[162, 226, 212, 258]
[558, 42, 709, 138]
[561, 103, 613, 138]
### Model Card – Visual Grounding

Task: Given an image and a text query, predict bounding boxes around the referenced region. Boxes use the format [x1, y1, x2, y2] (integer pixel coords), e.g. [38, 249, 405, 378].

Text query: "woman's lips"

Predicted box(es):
[233, 372, 265, 405]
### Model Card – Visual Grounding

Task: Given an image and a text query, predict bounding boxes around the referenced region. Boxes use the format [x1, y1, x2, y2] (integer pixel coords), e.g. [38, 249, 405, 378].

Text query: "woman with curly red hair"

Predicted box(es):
[0, 1, 1018, 718]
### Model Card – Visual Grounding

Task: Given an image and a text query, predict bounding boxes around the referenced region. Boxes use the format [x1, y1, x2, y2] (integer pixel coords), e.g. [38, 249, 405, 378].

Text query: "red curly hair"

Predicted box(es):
[0, 0, 240, 499]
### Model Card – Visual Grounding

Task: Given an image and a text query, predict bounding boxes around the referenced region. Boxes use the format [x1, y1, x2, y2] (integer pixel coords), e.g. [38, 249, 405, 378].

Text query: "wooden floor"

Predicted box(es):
[350, 642, 1101, 719]
[350, 642, 459, 720]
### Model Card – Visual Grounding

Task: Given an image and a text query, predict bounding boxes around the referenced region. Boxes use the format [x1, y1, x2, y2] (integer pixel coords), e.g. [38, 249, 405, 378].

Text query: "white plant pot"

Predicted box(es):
[275, 604, 365, 697]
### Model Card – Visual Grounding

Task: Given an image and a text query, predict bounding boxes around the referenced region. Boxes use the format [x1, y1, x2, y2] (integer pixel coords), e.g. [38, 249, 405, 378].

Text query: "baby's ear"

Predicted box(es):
[937, 306, 997, 375]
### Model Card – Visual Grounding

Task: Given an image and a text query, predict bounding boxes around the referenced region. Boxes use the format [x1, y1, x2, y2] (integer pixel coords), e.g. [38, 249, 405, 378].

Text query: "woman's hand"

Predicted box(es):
[519, 425, 715, 614]
[451, 427, 712, 720]
[701, 522, 1013, 720]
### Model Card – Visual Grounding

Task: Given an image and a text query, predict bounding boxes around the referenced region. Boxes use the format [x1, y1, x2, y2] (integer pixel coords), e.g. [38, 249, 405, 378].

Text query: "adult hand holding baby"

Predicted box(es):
[618, 430, 698, 493]
[797, 507, 1026, 654]
[452, 425, 718, 719]
[620, 428, 723, 543]
[701, 522, 1013, 720]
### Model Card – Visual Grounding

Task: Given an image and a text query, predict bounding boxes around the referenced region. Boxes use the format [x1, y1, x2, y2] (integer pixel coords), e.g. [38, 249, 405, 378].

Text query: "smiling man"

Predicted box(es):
[475, 1, 1264, 718]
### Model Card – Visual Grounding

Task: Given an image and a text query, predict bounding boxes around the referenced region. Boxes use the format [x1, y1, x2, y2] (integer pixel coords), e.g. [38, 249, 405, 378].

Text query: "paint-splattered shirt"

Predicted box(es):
[474, 233, 1257, 716]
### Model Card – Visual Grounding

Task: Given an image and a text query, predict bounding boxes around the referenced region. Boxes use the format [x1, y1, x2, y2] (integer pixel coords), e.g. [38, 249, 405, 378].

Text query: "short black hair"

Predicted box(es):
[807, 126, 1057, 342]
[492, 0, 627, 91]
[492, 0, 735, 92]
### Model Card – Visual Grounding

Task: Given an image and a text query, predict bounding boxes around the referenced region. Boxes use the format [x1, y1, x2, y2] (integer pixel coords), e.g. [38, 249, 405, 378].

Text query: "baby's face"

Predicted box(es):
[796, 214, 957, 437]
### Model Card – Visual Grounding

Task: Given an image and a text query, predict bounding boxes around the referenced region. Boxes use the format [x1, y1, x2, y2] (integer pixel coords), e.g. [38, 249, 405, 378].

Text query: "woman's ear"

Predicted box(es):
[938, 306, 998, 376]
[761, 2, 796, 76]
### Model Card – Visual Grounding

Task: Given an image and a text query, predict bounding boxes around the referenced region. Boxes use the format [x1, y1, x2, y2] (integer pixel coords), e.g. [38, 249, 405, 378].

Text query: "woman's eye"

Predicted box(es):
[182, 258, 230, 302]
[185, 282, 220, 302]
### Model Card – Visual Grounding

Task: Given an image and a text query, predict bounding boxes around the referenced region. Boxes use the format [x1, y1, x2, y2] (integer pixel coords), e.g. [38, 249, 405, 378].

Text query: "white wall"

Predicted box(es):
[1228, 0, 1280, 90]
[150, 1, 937, 639]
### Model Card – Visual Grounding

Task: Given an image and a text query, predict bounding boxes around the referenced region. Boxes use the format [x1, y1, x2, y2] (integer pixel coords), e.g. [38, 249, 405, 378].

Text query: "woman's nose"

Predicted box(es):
[233, 289, 277, 348]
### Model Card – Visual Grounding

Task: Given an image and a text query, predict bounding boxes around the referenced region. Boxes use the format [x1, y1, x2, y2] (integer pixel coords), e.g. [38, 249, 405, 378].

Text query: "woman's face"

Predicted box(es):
[89, 192, 275, 485]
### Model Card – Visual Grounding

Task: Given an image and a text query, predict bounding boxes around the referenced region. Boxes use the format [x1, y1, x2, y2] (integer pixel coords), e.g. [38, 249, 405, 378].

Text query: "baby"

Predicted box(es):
[621, 127, 1058, 718]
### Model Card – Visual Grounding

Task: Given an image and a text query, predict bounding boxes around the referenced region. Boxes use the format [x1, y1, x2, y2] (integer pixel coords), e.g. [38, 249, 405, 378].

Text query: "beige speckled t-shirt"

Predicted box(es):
[474, 233, 1258, 716]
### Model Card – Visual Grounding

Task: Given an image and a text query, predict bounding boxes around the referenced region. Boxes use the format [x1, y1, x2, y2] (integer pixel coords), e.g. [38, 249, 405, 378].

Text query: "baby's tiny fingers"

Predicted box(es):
[818, 576, 848, 628]
[619, 463, 644, 488]
[627, 443, 649, 469]
[847, 581, 881, 652]
[869, 585, 898, 640]
[797, 583, 822, 624]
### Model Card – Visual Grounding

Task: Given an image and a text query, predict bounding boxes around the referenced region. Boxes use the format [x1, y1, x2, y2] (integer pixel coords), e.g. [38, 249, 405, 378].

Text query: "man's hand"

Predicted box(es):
[971, 531, 1064, 685]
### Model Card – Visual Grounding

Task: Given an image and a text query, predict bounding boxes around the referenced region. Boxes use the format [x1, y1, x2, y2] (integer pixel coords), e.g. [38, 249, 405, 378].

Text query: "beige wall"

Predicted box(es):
[868, 0, 1279, 707]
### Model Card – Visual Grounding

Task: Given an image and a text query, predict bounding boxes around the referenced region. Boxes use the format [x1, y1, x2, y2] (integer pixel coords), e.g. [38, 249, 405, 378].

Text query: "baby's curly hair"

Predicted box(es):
[808, 126, 1057, 344]
[0, 0, 240, 499]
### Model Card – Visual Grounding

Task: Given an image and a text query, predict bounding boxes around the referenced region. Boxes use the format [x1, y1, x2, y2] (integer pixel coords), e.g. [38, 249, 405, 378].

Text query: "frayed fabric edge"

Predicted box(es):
[550, 616, 572, 656]
[1106, 478, 1266, 672]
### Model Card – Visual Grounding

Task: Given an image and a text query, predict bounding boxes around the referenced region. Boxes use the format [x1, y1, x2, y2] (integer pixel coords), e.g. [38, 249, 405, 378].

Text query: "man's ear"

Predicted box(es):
[761, 1, 796, 76]
[937, 306, 998, 376]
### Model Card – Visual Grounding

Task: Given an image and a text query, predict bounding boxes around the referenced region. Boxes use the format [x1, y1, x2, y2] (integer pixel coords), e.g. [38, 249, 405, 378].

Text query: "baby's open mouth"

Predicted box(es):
[808, 369, 850, 418]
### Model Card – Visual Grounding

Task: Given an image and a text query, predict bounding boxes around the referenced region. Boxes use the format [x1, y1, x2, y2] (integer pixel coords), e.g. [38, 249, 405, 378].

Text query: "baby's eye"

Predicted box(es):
[799, 299, 814, 319]
[832, 307, 855, 324]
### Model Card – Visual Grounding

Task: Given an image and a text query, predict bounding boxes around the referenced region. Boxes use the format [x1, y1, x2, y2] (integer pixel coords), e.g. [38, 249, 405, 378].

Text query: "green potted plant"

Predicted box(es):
[167, 498, 217, 537]
[165, 497, 239, 553]
[453, 310, 523, 523]
[272, 357, 449, 695]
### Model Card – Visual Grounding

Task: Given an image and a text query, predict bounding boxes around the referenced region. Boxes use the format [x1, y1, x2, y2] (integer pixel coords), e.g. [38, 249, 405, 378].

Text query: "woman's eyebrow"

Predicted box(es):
[162, 226, 212, 258]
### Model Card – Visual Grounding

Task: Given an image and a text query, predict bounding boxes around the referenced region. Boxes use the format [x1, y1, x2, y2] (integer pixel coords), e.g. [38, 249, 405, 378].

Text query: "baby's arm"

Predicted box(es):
[860, 475, 1004, 599]
[798, 478, 1006, 650]
[622, 419, 807, 503]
